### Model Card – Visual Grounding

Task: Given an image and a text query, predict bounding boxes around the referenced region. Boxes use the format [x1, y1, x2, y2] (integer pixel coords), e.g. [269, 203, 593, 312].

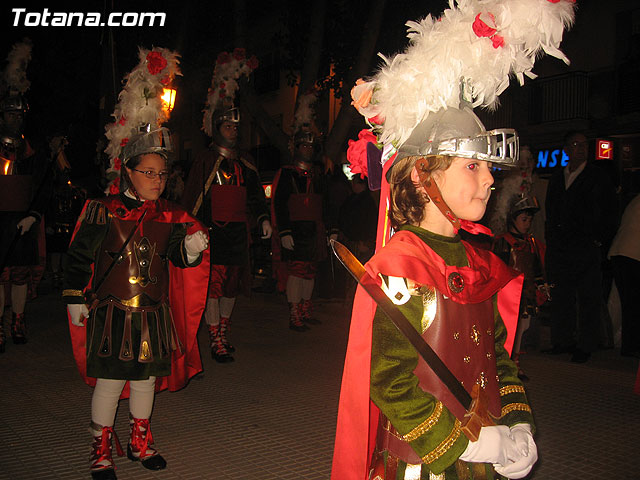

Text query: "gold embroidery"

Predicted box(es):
[421, 287, 437, 332]
[501, 403, 531, 417]
[486, 352, 492, 359]
[470, 325, 480, 346]
[477, 371, 488, 389]
[453, 332, 460, 340]
[422, 419, 462, 464]
[463, 356, 470, 363]
[500, 385, 526, 396]
[62, 289, 84, 297]
[401, 402, 443, 442]
[139, 340, 151, 361]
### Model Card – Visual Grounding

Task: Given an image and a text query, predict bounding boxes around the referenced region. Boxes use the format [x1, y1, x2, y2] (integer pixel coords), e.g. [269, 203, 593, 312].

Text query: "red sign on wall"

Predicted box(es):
[596, 139, 613, 160]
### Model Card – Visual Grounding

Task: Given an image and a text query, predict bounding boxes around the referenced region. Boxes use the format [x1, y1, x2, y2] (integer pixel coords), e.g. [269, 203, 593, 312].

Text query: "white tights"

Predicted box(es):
[286, 276, 314, 304]
[91, 377, 156, 433]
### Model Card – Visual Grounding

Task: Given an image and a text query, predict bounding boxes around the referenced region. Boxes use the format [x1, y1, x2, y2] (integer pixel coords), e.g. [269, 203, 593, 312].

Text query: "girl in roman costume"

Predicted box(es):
[63, 47, 210, 480]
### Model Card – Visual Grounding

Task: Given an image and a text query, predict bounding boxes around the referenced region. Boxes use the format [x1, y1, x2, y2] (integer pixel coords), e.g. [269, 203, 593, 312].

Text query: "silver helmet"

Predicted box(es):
[0, 94, 29, 113]
[293, 130, 314, 147]
[121, 126, 173, 165]
[394, 106, 519, 169]
[211, 106, 240, 149]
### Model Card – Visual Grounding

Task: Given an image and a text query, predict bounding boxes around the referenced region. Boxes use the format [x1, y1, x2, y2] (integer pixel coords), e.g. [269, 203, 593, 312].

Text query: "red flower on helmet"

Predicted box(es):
[118, 116, 126, 126]
[120, 138, 129, 147]
[160, 75, 170, 86]
[347, 129, 378, 179]
[233, 48, 246, 60]
[146, 51, 167, 75]
[247, 55, 259, 70]
[217, 52, 231, 65]
[472, 12, 504, 49]
[113, 157, 122, 170]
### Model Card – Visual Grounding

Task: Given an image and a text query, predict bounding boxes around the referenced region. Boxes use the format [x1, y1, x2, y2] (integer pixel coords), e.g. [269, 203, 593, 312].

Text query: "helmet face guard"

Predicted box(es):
[435, 128, 519, 167]
[214, 107, 240, 127]
[121, 127, 173, 165]
[294, 130, 315, 147]
[393, 107, 520, 175]
[0, 95, 29, 114]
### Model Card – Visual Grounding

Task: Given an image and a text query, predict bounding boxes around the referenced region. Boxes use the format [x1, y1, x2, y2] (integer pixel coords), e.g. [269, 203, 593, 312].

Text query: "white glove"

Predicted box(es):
[494, 425, 538, 479]
[185, 230, 209, 264]
[281, 235, 295, 250]
[17, 216, 37, 235]
[68, 304, 89, 327]
[327, 233, 338, 245]
[459, 425, 520, 467]
[261, 220, 273, 239]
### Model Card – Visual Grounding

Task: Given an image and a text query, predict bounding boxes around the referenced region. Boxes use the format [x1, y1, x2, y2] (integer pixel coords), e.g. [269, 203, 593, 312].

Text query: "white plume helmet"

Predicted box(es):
[293, 90, 319, 134]
[202, 48, 258, 137]
[3, 39, 32, 95]
[103, 46, 181, 194]
[351, 0, 576, 151]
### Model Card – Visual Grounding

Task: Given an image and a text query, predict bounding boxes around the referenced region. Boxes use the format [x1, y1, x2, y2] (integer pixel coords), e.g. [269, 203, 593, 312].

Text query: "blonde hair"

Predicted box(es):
[388, 155, 453, 229]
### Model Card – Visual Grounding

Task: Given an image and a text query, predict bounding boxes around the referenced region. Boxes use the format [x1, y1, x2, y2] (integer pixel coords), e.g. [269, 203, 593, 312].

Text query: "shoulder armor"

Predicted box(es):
[84, 200, 108, 225]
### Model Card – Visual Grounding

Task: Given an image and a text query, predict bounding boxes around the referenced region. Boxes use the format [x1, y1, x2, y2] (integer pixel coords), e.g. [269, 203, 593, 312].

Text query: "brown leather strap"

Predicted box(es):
[414, 157, 461, 231]
[118, 309, 134, 361]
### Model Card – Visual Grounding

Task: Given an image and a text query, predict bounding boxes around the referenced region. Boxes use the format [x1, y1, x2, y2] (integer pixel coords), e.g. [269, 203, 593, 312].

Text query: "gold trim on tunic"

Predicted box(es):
[500, 385, 526, 396]
[401, 402, 444, 442]
[501, 403, 532, 416]
[422, 419, 462, 464]
[62, 289, 84, 297]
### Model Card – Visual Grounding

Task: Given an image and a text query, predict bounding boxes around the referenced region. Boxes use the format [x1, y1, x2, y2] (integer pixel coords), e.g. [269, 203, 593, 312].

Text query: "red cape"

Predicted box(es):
[67, 196, 210, 398]
[330, 229, 523, 480]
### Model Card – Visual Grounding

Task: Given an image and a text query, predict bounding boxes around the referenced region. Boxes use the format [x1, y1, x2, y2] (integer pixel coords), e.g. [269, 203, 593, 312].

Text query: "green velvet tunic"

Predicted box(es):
[370, 225, 535, 479]
[63, 194, 196, 380]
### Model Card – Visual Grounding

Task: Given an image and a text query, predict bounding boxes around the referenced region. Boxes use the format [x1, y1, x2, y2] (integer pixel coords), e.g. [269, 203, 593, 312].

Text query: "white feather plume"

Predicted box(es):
[3, 39, 32, 95]
[352, 0, 576, 147]
[103, 46, 181, 194]
[202, 49, 258, 137]
[293, 90, 318, 132]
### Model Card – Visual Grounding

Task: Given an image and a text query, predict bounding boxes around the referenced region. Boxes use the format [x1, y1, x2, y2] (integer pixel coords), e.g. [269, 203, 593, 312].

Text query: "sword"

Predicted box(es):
[330, 239, 494, 441]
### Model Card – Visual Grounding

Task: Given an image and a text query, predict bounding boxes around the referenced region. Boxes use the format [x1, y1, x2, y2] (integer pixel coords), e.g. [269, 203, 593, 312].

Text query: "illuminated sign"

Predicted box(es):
[263, 184, 272, 199]
[596, 139, 613, 160]
[536, 149, 569, 169]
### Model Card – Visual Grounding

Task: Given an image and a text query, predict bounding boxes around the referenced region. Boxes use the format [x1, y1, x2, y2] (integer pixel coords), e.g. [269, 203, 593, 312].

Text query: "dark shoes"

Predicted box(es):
[127, 444, 166, 470]
[91, 468, 117, 480]
[570, 349, 591, 363]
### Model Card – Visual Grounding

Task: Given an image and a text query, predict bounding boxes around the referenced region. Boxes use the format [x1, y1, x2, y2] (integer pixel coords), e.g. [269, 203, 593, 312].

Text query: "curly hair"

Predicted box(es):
[388, 155, 453, 229]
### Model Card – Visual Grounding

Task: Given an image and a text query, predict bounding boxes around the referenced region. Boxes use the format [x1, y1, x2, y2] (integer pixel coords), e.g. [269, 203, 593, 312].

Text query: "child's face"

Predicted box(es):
[433, 157, 494, 221]
[513, 212, 533, 235]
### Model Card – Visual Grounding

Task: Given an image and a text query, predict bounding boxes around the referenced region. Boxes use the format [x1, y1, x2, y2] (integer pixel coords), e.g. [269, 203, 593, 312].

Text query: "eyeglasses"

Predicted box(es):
[131, 168, 169, 180]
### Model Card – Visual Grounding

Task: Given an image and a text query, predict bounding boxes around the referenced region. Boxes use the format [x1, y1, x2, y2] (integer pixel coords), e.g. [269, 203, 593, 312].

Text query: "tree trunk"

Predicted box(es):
[296, 0, 327, 103]
[323, 0, 387, 165]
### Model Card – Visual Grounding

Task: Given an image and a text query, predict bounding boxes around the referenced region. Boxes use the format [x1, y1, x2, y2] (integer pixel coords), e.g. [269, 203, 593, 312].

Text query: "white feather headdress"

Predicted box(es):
[202, 48, 258, 137]
[104, 46, 181, 194]
[3, 38, 32, 96]
[293, 90, 318, 133]
[351, 0, 576, 148]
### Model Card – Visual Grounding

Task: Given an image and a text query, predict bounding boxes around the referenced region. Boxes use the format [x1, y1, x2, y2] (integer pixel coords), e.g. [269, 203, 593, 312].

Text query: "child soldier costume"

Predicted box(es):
[331, 1, 576, 479]
[182, 49, 271, 363]
[0, 40, 48, 351]
[63, 47, 209, 480]
[271, 130, 338, 331]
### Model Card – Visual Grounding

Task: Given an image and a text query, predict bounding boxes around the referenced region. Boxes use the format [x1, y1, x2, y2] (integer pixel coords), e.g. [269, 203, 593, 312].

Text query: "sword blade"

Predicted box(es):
[330, 239, 472, 410]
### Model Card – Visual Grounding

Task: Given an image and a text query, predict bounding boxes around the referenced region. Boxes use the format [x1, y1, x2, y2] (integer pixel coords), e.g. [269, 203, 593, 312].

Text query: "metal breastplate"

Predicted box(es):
[413, 288, 502, 421]
[94, 214, 172, 305]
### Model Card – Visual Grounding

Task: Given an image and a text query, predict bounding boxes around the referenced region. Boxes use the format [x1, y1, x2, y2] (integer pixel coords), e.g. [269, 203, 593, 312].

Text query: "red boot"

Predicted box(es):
[219, 317, 235, 352]
[289, 302, 309, 332]
[90, 423, 123, 480]
[208, 324, 234, 363]
[127, 416, 167, 470]
[300, 299, 321, 325]
[11, 312, 27, 344]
